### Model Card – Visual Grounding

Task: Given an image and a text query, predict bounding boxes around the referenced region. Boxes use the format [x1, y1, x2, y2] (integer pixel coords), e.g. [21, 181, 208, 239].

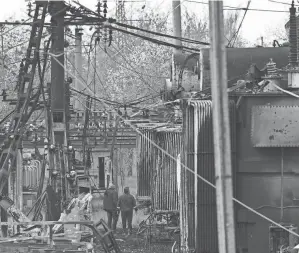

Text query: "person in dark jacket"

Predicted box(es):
[103, 183, 118, 230]
[117, 187, 137, 234]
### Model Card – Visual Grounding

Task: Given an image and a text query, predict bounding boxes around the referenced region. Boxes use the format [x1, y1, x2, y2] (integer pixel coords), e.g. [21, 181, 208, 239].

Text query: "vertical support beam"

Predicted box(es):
[74, 28, 83, 111]
[208, 2, 236, 253]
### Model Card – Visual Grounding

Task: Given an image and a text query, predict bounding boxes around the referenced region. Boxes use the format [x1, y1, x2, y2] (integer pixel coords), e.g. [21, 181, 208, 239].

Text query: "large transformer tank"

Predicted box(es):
[232, 93, 299, 253]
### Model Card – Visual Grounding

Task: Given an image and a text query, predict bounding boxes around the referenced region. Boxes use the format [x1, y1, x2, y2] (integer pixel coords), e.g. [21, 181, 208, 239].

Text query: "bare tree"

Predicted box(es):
[183, 9, 248, 47]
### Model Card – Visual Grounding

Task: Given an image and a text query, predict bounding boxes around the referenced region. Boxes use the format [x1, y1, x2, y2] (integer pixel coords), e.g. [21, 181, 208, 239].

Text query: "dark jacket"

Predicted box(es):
[103, 188, 118, 211]
[118, 193, 136, 212]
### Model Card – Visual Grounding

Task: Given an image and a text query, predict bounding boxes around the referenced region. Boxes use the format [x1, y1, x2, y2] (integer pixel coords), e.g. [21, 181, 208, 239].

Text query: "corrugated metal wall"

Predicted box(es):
[136, 127, 156, 198]
[182, 99, 237, 253]
[136, 124, 182, 211]
[153, 128, 182, 211]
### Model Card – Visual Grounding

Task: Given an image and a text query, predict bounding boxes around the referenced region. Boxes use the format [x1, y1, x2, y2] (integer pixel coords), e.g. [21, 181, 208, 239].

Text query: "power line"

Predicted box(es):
[185, 0, 289, 12]
[268, 0, 299, 6]
[112, 20, 210, 45]
[106, 43, 169, 79]
[110, 25, 200, 53]
[70, 1, 210, 46]
[99, 43, 160, 94]
[228, 0, 251, 47]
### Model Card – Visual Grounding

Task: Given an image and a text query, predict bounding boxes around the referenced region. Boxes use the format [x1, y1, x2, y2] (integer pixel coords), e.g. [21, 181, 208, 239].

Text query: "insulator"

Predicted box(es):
[103, 0, 108, 18]
[289, 0, 297, 66]
[97, 0, 101, 14]
[267, 58, 278, 76]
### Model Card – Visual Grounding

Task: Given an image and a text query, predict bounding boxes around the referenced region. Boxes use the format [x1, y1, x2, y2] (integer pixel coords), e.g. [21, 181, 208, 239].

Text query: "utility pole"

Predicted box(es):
[172, 0, 182, 57]
[208, 2, 236, 253]
[172, 1, 183, 127]
[48, 0, 67, 207]
[74, 27, 83, 111]
[171, 0, 182, 87]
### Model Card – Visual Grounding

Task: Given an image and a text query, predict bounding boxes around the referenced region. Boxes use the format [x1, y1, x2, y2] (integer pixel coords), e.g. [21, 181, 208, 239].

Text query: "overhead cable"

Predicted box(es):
[185, 0, 289, 12]
[112, 19, 210, 45]
[109, 25, 200, 52]
[228, 0, 251, 47]
[49, 51, 299, 239]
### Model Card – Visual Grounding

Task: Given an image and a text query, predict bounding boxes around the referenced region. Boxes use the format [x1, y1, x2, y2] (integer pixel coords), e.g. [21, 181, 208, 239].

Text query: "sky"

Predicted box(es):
[0, 0, 292, 45]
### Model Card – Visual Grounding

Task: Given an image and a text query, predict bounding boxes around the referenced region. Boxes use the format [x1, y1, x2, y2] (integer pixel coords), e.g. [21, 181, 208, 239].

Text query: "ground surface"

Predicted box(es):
[0, 196, 175, 252]
[0, 229, 174, 253]
[113, 228, 173, 253]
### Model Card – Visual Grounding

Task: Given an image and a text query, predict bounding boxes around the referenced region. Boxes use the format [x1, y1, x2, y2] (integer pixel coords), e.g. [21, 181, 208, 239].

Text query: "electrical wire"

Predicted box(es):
[104, 43, 170, 79]
[185, 0, 289, 13]
[112, 19, 210, 45]
[49, 51, 299, 239]
[99, 43, 161, 94]
[228, 0, 251, 48]
[0, 17, 32, 37]
[268, 0, 299, 6]
[109, 25, 200, 53]
[70, 2, 208, 47]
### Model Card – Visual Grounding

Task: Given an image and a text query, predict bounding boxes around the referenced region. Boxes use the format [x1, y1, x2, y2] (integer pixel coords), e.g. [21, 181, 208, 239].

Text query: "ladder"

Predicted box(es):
[0, 0, 48, 206]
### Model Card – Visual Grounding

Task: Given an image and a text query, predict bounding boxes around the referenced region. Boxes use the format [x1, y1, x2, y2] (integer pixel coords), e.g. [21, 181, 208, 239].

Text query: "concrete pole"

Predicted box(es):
[172, 0, 182, 119]
[49, 0, 66, 145]
[208, 1, 236, 253]
[74, 27, 83, 111]
[49, 1, 66, 202]
[172, 0, 182, 56]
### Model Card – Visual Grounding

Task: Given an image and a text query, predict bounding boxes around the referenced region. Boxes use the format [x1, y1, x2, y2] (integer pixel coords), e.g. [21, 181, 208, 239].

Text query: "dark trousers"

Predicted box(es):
[106, 210, 118, 230]
[121, 210, 133, 231]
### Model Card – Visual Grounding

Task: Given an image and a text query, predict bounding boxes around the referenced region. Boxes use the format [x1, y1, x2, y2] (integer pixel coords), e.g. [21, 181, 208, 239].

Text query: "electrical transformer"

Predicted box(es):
[269, 224, 298, 253]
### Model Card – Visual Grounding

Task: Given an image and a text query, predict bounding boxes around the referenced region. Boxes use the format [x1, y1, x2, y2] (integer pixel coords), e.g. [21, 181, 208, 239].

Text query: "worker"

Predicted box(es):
[103, 183, 118, 231]
[117, 186, 137, 235]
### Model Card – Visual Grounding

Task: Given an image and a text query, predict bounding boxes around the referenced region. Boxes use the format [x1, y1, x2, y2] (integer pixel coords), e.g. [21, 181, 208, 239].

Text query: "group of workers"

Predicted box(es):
[103, 184, 138, 235]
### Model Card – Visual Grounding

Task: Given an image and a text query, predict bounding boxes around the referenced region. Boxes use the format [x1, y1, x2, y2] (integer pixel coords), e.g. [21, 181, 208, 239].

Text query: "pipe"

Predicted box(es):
[280, 148, 284, 221]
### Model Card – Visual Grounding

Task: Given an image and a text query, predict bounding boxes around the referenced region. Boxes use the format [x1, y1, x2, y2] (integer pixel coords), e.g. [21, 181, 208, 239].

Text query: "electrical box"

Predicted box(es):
[269, 224, 298, 253]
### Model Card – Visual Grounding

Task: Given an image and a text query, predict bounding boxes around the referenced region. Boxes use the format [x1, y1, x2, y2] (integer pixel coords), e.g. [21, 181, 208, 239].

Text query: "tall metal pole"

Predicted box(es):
[208, 1, 236, 253]
[74, 27, 83, 111]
